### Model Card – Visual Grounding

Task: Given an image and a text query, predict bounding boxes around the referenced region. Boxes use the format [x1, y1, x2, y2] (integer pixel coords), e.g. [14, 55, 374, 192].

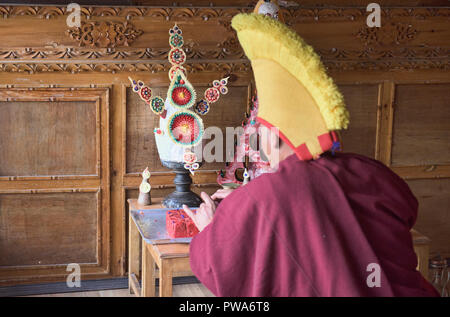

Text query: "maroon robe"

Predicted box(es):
[189, 152, 438, 297]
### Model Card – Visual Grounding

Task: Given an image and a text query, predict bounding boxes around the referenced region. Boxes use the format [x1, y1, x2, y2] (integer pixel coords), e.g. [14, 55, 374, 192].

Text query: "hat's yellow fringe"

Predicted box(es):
[232, 13, 350, 130]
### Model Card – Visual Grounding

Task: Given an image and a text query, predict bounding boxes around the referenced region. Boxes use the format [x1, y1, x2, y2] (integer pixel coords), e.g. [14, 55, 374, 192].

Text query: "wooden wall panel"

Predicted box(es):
[0, 192, 98, 267]
[391, 83, 450, 167]
[126, 87, 163, 174]
[407, 179, 450, 258]
[0, 101, 97, 177]
[0, 87, 111, 285]
[338, 84, 380, 158]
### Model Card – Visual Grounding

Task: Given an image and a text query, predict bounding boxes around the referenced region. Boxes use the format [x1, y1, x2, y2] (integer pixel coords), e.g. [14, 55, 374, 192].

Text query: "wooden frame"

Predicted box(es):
[376, 81, 396, 165]
[0, 87, 111, 284]
[0, 88, 102, 180]
[0, 189, 108, 278]
[374, 80, 450, 180]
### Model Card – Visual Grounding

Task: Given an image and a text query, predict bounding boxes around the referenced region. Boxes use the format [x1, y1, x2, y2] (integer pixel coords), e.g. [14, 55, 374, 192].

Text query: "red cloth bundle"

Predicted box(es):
[166, 209, 199, 238]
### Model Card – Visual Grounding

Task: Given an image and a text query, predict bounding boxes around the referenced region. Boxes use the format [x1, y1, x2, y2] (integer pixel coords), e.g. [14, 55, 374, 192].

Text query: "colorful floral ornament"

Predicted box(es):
[204, 77, 229, 103]
[194, 99, 210, 115]
[169, 65, 187, 81]
[184, 162, 200, 175]
[167, 110, 204, 147]
[169, 24, 182, 37]
[169, 25, 184, 49]
[193, 77, 230, 115]
[183, 149, 199, 175]
[128, 77, 166, 116]
[128, 25, 232, 159]
[167, 70, 196, 109]
[150, 96, 165, 115]
[183, 150, 197, 164]
[213, 77, 229, 94]
[140, 86, 152, 102]
[169, 33, 184, 48]
[168, 25, 187, 70]
[168, 47, 186, 66]
[204, 87, 220, 103]
[194, 76, 230, 114]
[129, 77, 152, 102]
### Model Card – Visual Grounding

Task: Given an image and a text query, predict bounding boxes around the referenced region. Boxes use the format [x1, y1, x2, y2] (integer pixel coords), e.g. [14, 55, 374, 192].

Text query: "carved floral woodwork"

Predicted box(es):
[356, 22, 418, 46]
[1, 46, 447, 62]
[67, 21, 144, 47]
[0, 62, 252, 74]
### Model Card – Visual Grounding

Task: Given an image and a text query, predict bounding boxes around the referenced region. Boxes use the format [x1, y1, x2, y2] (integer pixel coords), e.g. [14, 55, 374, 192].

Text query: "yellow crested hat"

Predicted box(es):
[231, 13, 350, 160]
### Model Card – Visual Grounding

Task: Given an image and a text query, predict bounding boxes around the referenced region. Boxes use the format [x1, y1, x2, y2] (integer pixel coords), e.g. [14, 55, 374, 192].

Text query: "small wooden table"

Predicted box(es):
[128, 199, 432, 295]
[128, 198, 193, 297]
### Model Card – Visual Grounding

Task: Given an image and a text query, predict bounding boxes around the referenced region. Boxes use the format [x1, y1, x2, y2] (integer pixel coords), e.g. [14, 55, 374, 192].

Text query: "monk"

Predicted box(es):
[183, 13, 438, 297]
[184, 127, 438, 297]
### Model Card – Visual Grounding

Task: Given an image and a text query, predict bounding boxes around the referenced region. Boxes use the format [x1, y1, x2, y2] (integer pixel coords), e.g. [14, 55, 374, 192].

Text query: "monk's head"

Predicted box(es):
[232, 14, 349, 161]
[259, 125, 293, 169]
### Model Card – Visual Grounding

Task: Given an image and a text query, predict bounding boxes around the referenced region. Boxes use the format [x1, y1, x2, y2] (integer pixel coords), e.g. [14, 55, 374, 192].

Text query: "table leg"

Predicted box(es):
[159, 259, 173, 297]
[142, 242, 156, 297]
[128, 210, 140, 294]
[414, 244, 430, 281]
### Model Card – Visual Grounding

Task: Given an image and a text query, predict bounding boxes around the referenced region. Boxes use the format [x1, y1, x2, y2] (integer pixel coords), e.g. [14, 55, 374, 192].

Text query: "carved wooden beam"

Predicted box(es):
[0, 5, 448, 72]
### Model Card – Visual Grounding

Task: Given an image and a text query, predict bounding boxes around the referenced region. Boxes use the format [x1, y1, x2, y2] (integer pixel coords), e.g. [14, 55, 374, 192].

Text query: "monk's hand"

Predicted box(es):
[211, 188, 234, 202]
[183, 192, 216, 232]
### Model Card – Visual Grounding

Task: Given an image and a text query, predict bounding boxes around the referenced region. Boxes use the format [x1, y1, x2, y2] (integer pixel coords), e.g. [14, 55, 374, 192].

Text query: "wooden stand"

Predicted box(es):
[128, 198, 193, 297]
[160, 160, 203, 208]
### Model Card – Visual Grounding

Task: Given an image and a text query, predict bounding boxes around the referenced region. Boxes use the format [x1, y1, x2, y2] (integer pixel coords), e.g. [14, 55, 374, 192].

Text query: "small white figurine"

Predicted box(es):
[242, 168, 250, 185]
[138, 167, 151, 205]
